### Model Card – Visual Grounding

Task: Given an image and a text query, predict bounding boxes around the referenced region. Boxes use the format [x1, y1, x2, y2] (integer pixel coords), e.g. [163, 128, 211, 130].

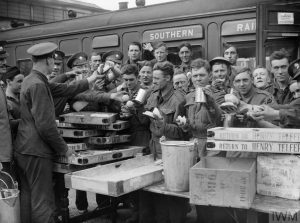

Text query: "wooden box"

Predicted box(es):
[59, 112, 117, 125]
[55, 146, 145, 165]
[190, 157, 256, 208]
[206, 139, 300, 154]
[257, 154, 300, 200]
[207, 127, 300, 143]
[65, 155, 163, 196]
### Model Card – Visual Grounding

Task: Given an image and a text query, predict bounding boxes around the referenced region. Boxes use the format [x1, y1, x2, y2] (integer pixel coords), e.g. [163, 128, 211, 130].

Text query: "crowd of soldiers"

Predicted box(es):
[0, 39, 300, 223]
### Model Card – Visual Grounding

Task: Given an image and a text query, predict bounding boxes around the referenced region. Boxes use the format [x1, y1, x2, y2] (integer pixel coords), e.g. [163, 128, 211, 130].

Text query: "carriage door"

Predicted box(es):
[256, 2, 300, 69]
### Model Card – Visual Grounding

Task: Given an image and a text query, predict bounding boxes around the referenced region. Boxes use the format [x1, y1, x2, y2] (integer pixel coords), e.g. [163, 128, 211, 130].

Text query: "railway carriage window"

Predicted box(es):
[264, 37, 299, 70]
[222, 19, 257, 71]
[223, 41, 256, 71]
[92, 35, 119, 49]
[17, 59, 32, 76]
[60, 39, 80, 56]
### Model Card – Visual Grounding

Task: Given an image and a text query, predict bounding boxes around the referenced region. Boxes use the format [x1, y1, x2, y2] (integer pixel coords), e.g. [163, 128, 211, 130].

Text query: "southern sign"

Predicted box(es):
[143, 25, 203, 42]
[221, 19, 256, 36]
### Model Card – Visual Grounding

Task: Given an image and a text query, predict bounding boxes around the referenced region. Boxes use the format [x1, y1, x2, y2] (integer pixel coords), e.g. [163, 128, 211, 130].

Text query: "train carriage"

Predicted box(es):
[0, 0, 299, 75]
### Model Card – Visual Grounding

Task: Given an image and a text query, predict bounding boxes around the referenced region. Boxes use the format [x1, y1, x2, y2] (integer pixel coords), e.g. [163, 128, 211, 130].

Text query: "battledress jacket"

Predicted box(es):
[144, 83, 186, 159]
[0, 87, 13, 162]
[184, 90, 222, 158]
[15, 70, 89, 159]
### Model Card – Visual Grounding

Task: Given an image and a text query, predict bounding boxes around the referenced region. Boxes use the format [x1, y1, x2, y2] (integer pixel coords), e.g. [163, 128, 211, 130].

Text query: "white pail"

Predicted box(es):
[160, 140, 197, 192]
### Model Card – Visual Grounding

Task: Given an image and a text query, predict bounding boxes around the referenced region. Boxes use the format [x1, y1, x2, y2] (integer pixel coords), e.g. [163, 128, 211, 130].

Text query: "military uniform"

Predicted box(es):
[14, 42, 90, 223]
[277, 58, 300, 128]
[0, 86, 13, 165]
[273, 81, 293, 105]
[184, 90, 222, 158]
[227, 87, 277, 158]
[175, 61, 192, 74]
[144, 83, 186, 159]
[140, 83, 188, 223]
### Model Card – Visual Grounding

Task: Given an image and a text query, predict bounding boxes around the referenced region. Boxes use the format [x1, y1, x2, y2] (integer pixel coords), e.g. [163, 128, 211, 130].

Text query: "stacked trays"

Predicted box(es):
[55, 112, 145, 165]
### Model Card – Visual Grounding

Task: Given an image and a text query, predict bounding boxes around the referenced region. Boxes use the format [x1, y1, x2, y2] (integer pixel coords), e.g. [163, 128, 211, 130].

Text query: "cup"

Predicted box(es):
[195, 86, 206, 103]
[133, 88, 147, 104]
[223, 113, 235, 127]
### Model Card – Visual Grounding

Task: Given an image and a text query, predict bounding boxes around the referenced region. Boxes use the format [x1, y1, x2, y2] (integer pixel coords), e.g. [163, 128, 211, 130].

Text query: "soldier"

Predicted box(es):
[89, 51, 101, 72]
[140, 61, 187, 223]
[150, 42, 168, 66]
[253, 58, 300, 128]
[14, 42, 100, 223]
[270, 49, 293, 104]
[0, 67, 15, 178]
[176, 42, 193, 73]
[139, 61, 153, 90]
[223, 43, 238, 66]
[49, 50, 65, 80]
[209, 57, 232, 105]
[173, 70, 189, 94]
[125, 42, 145, 70]
[253, 66, 274, 93]
[102, 50, 123, 91]
[4, 66, 24, 120]
[119, 64, 150, 147]
[117, 64, 151, 223]
[227, 67, 277, 158]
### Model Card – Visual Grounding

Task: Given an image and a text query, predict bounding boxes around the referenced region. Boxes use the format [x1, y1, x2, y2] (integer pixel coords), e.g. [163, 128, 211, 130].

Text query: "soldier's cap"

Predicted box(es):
[288, 58, 300, 80]
[27, 42, 58, 57]
[102, 51, 123, 64]
[67, 52, 88, 69]
[53, 50, 65, 61]
[0, 44, 9, 59]
[209, 56, 232, 67]
[3, 66, 21, 82]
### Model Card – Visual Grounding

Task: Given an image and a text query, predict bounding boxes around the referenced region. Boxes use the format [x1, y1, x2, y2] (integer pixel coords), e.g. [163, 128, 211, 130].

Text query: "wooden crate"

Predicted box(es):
[64, 155, 163, 196]
[257, 154, 300, 200]
[190, 157, 256, 208]
[55, 146, 145, 165]
[207, 127, 300, 142]
[206, 139, 300, 154]
[59, 112, 117, 125]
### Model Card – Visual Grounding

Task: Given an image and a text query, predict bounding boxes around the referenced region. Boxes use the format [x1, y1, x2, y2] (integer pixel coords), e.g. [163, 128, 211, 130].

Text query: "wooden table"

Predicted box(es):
[144, 181, 300, 223]
[53, 162, 119, 223]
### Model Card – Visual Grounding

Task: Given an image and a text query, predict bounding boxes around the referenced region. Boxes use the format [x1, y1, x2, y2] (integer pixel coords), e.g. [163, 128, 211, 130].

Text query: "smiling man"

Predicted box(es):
[253, 66, 273, 93]
[233, 67, 276, 107]
[177, 42, 193, 73]
[139, 61, 153, 89]
[270, 49, 293, 104]
[173, 70, 189, 93]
